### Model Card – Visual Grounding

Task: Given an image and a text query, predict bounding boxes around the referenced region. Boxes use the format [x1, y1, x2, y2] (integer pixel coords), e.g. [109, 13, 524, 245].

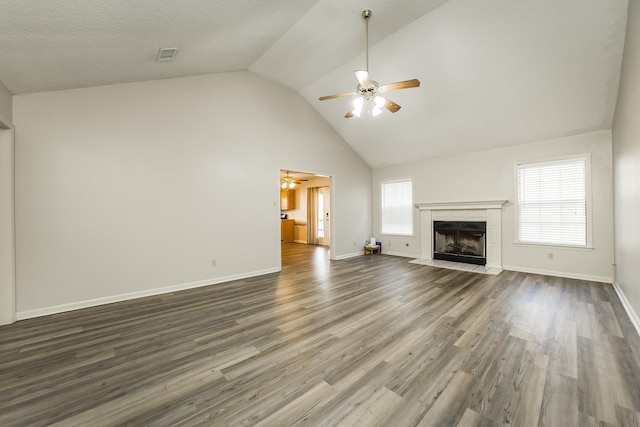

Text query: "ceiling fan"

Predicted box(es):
[318, 9, 421, 118]
[281, 171, 308, 189]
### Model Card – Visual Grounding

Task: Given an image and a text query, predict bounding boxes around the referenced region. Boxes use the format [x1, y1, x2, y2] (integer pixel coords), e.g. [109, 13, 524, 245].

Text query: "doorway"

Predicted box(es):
[279, 170, 331, 266]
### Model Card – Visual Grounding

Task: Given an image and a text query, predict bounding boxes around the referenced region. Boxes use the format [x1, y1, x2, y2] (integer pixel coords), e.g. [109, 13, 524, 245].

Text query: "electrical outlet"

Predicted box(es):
[211, 260, 217, 267]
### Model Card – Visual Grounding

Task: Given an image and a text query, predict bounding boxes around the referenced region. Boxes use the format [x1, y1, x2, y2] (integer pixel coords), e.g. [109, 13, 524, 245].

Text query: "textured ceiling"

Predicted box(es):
[0, 0, 318, 94]
[0, 0, 629, 167]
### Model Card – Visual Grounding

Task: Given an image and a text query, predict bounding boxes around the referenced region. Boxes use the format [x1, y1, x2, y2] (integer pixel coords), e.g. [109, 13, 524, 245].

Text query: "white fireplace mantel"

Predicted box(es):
[416, 200, 508, 211]
[415, 200, 507, 271]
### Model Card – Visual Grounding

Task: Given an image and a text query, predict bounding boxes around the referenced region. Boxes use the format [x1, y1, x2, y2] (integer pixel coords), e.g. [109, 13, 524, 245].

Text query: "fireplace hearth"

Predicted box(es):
[433, 221, 486, 265]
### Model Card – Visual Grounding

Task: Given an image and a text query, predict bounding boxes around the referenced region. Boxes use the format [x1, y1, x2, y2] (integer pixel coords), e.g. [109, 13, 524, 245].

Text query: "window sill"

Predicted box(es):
[380, 233, 416, 238]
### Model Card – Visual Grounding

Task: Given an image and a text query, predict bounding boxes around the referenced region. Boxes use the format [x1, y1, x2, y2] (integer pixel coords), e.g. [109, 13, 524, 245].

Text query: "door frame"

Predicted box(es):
[278, 169, 334, 263]
[0, 125, 16, 325]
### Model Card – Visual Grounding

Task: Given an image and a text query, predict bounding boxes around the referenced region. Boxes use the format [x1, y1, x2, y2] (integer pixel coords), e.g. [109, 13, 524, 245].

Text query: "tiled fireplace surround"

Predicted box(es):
[411, 200, 507, 275]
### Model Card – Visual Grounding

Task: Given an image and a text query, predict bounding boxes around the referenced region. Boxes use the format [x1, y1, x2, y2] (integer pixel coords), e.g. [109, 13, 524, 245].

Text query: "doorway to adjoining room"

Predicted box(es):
[279, 170, 331, 266]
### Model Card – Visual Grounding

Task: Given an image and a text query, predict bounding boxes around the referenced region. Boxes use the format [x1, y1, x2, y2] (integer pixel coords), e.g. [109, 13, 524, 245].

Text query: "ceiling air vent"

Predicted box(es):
[156, 48, 178, 62]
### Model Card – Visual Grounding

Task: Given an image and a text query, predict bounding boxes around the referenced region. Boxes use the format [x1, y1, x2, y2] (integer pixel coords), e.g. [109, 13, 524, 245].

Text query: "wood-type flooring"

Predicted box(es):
[1, 243, 640, 426]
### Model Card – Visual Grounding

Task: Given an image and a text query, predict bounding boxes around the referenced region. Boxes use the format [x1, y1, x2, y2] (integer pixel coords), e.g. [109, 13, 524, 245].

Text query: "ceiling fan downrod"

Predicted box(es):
[362, 9, 372, 73]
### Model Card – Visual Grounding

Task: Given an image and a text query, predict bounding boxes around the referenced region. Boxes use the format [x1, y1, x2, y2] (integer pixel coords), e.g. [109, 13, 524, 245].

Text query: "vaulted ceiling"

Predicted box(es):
[0, 0, 628, 167]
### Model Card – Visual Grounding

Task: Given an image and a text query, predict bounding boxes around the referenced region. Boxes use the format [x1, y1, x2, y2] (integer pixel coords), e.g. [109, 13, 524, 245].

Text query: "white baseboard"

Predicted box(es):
[383, 251, 419, 258]
[502, 265, 613, 284]
[16, 267, 280, 320]
[334, 252, 362, 260]
[613, 281, 640, 338]
[334, 250, 417, 260]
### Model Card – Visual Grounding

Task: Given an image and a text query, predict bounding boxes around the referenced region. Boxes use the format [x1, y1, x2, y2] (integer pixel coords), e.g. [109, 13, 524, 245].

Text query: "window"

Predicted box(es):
[516, 155, 590, 247]
[381, 178, 413, 235]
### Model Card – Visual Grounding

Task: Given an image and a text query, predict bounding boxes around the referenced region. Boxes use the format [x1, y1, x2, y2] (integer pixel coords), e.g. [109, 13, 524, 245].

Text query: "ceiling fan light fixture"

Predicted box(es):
[281, 171, 297, 189]
[352, 97, 364, 117]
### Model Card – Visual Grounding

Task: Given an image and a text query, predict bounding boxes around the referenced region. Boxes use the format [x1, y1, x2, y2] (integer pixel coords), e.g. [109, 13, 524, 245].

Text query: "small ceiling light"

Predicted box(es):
[156, 48, 178, 62]
[281, 171, 297, 189]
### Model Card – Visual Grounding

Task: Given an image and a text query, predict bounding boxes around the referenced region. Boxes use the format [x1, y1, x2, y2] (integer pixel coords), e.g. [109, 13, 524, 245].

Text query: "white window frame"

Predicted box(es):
[514, 153, 592, 249]
[380, 178, 414, 236]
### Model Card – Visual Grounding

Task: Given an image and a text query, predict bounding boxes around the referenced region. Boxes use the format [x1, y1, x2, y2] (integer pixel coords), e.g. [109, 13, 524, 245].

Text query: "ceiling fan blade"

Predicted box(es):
[355, 70, 370, 87]
[384, 98, 402, 113]
[379, 79, 421, 92]
[319, 92, 356, 101]
[345, 109, 355, 118]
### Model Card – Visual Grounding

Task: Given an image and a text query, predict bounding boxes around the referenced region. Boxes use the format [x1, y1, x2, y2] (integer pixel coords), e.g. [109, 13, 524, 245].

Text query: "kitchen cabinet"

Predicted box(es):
[281, 219, 295, 242]
[280, 188, 296, 210]
[294, 223, 307, 243]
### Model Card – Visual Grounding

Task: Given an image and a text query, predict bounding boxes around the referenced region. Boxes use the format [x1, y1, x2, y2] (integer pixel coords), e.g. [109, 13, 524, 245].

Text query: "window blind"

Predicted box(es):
[517, 157, 587, 246]
[381, 179, 413, 235]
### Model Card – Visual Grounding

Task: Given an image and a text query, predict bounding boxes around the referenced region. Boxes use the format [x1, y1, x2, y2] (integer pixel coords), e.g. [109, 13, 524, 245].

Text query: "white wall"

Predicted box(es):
[612, 0, 640, 328]
[372, 130, 614, 282]
[13, 71, 372, 317]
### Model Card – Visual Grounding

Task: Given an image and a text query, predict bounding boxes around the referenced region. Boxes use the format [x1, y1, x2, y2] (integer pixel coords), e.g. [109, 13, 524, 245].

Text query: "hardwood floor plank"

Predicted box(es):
[539, 372, 579, 427]
[456, 408, 495, 427]
[577, 335, 631, 424]
[418, 371, 474, 427]
[506, 351, 549, 427]
[615, 405, 640, 427]
[251, 380, 336, 427]
[383, 343, 468, 425]
[466, 335, 529, 423]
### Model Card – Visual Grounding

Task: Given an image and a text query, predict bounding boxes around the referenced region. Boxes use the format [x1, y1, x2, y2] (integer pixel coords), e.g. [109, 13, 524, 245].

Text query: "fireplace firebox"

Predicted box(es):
[433, 221, 486, 265]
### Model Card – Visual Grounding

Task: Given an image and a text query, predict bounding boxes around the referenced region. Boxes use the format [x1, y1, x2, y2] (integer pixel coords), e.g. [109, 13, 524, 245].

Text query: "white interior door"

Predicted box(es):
[317, 186, 330, 246]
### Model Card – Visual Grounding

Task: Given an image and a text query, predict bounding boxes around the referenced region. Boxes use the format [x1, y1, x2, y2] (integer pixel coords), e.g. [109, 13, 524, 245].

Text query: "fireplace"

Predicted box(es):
[433, 221, 486, 265]
[415, 200, 506, 272]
